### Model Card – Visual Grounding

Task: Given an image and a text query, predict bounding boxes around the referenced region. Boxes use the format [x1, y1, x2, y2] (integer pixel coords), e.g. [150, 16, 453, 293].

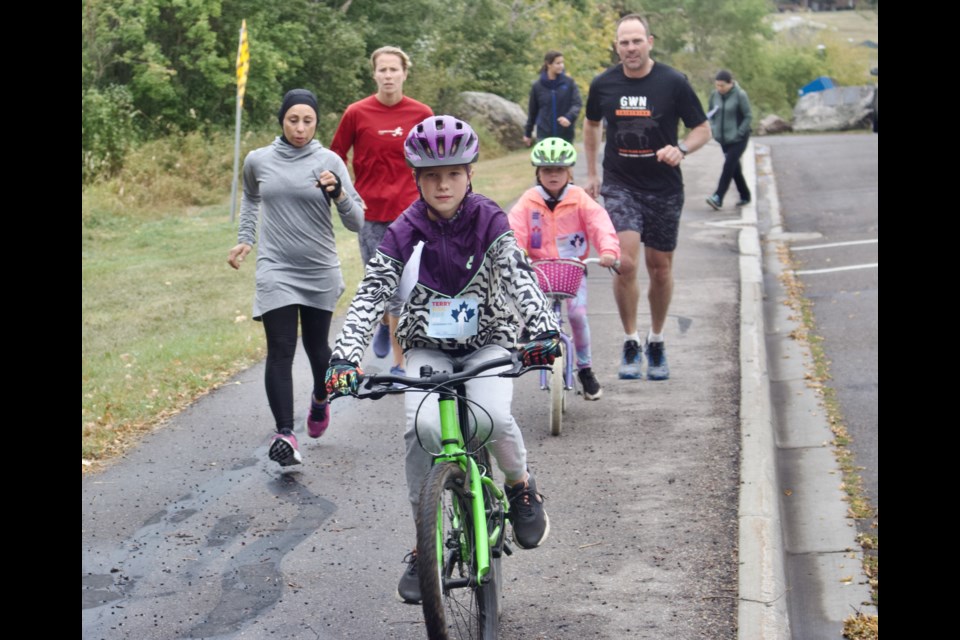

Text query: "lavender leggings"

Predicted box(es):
[564, 279, 592, 370]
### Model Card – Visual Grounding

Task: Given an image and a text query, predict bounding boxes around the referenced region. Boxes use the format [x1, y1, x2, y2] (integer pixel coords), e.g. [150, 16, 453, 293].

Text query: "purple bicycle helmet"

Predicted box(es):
[404, 115, 480, 168]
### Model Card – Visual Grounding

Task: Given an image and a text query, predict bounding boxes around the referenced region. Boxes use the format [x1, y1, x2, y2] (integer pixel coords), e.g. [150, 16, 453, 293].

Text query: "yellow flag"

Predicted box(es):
[236, 20, 250, 108]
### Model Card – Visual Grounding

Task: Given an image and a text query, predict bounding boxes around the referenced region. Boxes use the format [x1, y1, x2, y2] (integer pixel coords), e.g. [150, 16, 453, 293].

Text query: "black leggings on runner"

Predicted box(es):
[261, 305, 332, 433]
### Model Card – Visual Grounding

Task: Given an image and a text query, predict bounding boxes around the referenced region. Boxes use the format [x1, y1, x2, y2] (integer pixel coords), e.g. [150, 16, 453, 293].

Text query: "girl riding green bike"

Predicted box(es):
[325, 115, 560, 605]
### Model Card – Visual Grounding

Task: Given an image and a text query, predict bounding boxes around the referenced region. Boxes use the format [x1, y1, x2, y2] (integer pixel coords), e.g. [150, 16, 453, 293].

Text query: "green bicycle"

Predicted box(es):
[352, 351, 539, 640]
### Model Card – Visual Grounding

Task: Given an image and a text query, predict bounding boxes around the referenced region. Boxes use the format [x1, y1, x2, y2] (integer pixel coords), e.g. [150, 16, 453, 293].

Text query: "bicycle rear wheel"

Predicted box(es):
[418, 462, 499, 640]
[549, 352, 565, 436]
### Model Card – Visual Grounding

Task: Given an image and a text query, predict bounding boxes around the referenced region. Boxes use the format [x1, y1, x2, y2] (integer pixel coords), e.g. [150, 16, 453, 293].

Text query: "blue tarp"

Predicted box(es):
[799, 76, 836, 96]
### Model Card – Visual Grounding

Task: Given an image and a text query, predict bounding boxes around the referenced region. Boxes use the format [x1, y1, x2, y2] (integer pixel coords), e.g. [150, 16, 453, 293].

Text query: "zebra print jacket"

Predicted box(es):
[331, 192, 558, 365]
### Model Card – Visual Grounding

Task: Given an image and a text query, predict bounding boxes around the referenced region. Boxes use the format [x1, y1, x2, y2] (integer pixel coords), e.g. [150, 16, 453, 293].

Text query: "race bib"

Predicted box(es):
[556, 232, 587, 259]
[426, 297, 480, 339]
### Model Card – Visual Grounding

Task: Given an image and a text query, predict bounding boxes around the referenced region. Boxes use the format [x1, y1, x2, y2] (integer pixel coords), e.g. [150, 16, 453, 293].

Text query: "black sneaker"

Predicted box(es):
[397, 550, 421, 603]
[577, 367, 603, 400]
[645, 341, 670, 380]
[506, 475, 550, 550]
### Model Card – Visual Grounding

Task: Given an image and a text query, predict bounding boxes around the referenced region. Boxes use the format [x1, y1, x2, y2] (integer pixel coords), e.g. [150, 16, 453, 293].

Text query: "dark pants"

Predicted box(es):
[536, 125, 574, 143]
[261, 305, 333, 432]
[714, 138, 751, 205]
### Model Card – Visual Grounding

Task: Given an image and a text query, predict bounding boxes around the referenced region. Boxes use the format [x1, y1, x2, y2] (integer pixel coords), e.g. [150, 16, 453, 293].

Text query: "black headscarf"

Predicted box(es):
[277, 89, 319, 126]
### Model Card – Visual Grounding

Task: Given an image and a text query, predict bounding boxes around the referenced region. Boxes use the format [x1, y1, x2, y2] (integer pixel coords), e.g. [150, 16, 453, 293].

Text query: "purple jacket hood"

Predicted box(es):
[379, 193, 512, 296]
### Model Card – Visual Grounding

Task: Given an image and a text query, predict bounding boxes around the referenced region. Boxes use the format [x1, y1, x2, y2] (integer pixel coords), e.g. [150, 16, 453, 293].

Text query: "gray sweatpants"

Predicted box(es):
[403, 345, 528, 509]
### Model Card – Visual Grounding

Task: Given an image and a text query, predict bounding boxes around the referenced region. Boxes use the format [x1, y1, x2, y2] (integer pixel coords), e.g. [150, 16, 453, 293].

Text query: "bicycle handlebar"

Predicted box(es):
[582, 256, 622, 275]
[347, 351, 546, 401]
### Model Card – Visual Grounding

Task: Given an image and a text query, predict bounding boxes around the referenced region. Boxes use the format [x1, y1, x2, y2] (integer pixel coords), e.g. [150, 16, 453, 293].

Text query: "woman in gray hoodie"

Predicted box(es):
[227, 89, 363, 467]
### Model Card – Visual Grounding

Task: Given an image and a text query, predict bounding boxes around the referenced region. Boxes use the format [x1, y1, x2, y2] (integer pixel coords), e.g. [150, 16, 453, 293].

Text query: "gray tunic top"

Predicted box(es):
[238, 138, 364, 319]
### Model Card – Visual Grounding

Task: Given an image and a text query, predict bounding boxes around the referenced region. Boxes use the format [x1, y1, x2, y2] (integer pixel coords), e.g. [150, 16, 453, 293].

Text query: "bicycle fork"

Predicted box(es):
[539, 300, 576, 392]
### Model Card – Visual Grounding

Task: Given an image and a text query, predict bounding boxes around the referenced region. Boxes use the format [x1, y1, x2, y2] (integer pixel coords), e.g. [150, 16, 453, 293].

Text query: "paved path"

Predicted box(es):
[82, 135, 875, 639]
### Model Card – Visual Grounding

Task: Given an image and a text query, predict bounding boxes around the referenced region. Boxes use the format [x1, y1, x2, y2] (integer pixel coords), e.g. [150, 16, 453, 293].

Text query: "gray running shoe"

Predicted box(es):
[645, 341, 670, 380]
[618, 340, 642, 380]
[372, 322, 391, 358]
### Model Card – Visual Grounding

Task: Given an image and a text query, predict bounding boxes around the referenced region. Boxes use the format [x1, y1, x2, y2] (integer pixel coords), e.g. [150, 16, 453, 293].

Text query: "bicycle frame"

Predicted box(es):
[539, 297, 576, 393]
[431, 385, 507, 583]
[351, 354, 535, 586]
[534, 257, 618, 395]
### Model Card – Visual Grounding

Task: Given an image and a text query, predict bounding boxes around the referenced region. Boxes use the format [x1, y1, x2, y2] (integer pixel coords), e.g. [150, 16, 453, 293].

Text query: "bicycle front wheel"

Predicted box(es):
[417, 462, 499, 640]
[549, 352, 565, 436]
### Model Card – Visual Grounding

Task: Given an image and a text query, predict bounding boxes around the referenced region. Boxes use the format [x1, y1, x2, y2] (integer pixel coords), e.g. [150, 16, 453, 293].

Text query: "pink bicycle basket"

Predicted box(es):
[532, 259, 586, 298]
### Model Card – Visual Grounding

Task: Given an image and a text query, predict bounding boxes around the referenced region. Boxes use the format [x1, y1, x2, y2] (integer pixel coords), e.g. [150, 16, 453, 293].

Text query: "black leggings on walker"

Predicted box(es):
[260, 305, 333, 433]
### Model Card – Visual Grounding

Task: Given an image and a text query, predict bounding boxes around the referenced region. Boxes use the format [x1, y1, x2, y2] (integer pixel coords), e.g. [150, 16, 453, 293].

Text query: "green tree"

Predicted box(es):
[614, 0, 772, 90]
[82, 84, 137, 183]
[530, 1, 618, 95]
[217, 0, 367, 130]
[83, 0, 230, 133]
[82, 0, 369, 180]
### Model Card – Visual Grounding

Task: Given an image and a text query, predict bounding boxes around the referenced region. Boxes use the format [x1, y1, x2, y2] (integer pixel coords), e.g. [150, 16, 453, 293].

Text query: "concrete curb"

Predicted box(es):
[737, 141, 791, 639]
[754, 140, 877, 638]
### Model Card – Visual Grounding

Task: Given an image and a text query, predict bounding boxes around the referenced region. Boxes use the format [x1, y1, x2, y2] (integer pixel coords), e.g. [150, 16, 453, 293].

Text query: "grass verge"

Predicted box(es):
[776, 245, 878, 635]
[471, 147, 539, 207]
[82, 145, 534, 470]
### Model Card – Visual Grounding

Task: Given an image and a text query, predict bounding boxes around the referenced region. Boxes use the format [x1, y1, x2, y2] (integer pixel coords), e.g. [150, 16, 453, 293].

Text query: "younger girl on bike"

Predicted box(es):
[326, 115, 560, 603]
[508, 137, 620, 400]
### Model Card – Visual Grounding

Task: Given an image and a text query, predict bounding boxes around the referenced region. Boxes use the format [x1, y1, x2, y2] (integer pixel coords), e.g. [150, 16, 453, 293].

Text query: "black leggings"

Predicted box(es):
[261, 305, 333, 433]
[714, 138, 751, 204]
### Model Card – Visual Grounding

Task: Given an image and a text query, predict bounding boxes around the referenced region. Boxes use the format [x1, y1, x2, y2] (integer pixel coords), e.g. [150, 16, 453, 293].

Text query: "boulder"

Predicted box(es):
[792, 85, 875, 132]
[757, 114, 792, 135]
[455, 91, 527, 151]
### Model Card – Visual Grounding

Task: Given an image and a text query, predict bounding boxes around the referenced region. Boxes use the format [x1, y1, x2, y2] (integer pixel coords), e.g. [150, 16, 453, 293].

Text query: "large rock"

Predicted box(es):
[793, 85, 875, 132]
[757, 114, 792, 136]
[455, 91, 527, 151]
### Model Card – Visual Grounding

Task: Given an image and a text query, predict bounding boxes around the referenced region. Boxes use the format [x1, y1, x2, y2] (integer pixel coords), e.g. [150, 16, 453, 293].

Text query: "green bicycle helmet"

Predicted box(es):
[530, 137, 577, 167]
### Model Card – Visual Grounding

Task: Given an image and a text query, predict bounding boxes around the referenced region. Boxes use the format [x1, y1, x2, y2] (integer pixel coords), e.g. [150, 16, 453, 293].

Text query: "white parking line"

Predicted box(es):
[795, 263, 878, 275]
[792, 239, 878, 251]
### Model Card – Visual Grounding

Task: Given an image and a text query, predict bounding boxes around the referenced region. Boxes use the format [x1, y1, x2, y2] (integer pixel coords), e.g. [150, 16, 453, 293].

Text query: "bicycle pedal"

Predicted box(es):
[502, 542, 514, 556]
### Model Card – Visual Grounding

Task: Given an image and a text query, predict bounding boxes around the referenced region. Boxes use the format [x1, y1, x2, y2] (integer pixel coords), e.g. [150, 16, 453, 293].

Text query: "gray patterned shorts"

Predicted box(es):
[601, 183, 684, 252]
[359, 220, 391, 265]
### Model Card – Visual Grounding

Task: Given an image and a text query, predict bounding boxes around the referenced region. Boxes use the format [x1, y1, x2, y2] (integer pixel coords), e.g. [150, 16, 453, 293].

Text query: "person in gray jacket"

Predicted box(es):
[705, 70, 752, 210]
[227, 89, 363, 467]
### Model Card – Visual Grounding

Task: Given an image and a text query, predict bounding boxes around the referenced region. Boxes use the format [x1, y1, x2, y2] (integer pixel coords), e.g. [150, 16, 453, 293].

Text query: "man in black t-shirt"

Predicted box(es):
[583, 13, 710, 381]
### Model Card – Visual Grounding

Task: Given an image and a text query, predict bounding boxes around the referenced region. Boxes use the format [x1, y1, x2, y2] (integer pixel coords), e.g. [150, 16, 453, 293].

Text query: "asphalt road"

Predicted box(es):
[762, 133, 878, 510]
[83, 146, 743, 639]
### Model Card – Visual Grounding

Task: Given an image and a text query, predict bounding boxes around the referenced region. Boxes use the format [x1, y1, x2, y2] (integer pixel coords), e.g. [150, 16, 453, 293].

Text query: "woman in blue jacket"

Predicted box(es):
[706, 70, 752, 210]
[523, 51, 582, 145]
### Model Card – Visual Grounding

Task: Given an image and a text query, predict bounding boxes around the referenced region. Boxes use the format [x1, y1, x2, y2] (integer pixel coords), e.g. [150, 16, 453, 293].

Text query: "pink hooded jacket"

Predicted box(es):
[508, 184, 620, 261]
